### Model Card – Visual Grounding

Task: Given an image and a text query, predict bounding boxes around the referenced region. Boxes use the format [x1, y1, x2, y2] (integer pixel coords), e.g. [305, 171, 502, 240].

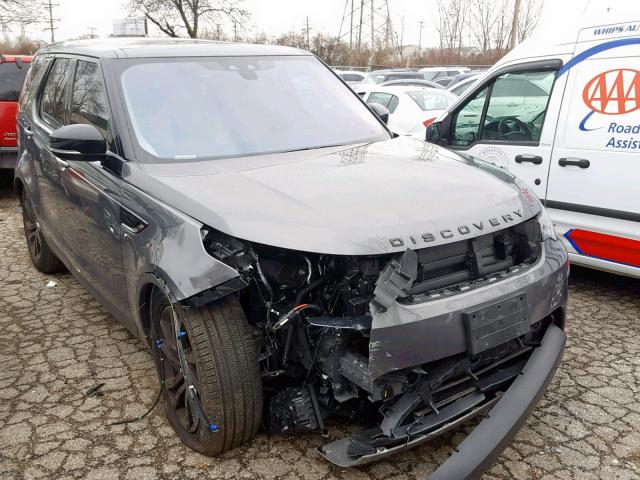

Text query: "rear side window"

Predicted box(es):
[70, 60, 109, 136]
[40, 58, 72, 128]
[450, 82, 473, 96]
[385, 74, 422, 82]
[0, 61, 30, 101]
[366, 92, 399, 113]
[407, 91, 453, 111]
[341, 73, 364, 82]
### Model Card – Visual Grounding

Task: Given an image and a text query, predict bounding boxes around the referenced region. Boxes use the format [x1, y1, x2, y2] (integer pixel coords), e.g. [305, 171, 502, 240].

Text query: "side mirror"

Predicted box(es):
[425, 121, 441, 142]
[49, 124, 107, 162]
[368, 102, 390, 124]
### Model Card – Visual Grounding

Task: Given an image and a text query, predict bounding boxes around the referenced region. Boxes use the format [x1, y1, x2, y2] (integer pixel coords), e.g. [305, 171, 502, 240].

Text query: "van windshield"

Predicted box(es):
[118, 56, 390, 162]
[0, 62, 30, 101]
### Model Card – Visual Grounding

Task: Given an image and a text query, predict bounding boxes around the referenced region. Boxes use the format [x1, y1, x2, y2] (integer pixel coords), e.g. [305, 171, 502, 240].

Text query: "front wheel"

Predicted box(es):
[150, 289, 262, 456]
[21, 190, 66, 274]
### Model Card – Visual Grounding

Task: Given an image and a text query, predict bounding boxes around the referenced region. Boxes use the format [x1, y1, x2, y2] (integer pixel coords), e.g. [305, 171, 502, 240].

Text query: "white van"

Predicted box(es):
[426, 11, 640, 278]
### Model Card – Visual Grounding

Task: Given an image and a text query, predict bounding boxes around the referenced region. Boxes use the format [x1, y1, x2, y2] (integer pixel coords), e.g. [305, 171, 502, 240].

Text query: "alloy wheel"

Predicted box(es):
[156, 304, 207, 435]
[22, 195, 43, 261]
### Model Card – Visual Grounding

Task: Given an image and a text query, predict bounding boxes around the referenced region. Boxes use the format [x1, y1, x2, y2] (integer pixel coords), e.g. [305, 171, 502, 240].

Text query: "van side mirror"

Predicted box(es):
[49, 124, 107, 162]
[368, 103, 390, 124]
[426, 122, 441, 142]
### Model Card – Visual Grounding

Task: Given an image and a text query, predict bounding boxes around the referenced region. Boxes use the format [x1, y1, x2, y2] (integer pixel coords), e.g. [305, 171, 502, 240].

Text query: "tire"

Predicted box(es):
[150, 288, 262, 456]
[21, 190, 66, 274]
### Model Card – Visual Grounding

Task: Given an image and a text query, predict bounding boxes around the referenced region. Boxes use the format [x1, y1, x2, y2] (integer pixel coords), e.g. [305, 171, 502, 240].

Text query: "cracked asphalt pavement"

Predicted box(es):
[1, 172, 640, 480]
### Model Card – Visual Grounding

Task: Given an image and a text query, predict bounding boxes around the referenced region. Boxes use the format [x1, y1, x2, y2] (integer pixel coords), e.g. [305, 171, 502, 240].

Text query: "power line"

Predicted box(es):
[339, 0, 396, 54]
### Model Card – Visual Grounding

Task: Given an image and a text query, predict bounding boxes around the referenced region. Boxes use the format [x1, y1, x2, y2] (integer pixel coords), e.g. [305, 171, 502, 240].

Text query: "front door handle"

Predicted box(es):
[515, 155, 543, 164]
[558, 157, 590, 168]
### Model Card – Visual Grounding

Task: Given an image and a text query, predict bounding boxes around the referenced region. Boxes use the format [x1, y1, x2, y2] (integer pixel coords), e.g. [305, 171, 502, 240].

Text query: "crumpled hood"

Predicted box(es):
[126, 136, 540, 255]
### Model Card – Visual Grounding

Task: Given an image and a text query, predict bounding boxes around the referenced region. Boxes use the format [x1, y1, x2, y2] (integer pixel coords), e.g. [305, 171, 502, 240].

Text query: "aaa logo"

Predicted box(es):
[582, 68, 640, 115]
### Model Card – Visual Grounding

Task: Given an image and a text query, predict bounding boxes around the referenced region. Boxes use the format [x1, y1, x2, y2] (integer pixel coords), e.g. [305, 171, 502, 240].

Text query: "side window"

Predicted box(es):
[39, 58, 72, 129]
[450, 82, 471, 96]
[480, 70, 555, 142]
[387, 95, 399, 113]
[19, 56, 48, 110]
[450, 85, 488, 146]
[450, 69, 556, 147]
[70, 60, 109, 136]
[342, 73, 364, 82]
[367, 92, 399, 113]
[0, 61, 29, 101]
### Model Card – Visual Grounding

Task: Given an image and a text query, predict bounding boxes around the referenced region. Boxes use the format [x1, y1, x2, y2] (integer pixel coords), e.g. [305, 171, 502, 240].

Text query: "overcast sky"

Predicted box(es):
[24, 0, 598, 47]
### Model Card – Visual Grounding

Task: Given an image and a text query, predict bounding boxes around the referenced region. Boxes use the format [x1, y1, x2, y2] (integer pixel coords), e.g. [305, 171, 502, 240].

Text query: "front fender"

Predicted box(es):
[119, 182, 241, 340]
[13, 147, 36, 202]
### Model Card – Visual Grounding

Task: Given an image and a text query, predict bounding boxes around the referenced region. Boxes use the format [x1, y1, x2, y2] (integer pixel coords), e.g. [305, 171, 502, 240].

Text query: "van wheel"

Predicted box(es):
[150, 288, 263, 456]
[21, 190, 66, 274]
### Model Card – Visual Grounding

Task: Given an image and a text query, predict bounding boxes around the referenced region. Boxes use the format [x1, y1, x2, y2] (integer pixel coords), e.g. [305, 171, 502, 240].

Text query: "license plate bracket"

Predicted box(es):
[463, 293, 529, 356]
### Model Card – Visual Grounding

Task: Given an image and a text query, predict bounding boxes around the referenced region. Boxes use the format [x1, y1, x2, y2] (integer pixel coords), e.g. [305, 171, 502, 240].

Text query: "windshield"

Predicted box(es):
[118, 56, 389, 162]
[406, 91, 454, 111]
[0, 62, 30, 101]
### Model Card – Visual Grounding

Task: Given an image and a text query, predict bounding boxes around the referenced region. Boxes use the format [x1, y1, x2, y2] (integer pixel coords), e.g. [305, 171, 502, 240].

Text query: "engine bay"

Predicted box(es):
[198, 216, 548, 462]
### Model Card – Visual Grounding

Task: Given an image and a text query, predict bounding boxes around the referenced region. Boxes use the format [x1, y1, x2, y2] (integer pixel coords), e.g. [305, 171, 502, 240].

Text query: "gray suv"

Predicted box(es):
[14, 39, 568, 478]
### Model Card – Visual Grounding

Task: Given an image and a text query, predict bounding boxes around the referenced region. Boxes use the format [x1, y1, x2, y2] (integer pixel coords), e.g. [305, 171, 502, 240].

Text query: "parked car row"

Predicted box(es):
[331, 67, 480, 138]
[334, 66, 485, 89]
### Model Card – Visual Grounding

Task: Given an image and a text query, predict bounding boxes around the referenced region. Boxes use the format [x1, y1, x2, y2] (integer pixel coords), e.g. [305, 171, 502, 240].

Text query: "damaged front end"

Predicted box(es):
[196, 212, 568, 471]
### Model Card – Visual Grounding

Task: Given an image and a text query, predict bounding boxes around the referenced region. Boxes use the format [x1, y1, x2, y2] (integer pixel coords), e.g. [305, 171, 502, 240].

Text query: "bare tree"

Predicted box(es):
[435, 0, 466, 54]
[128, 0, 248, 39]
[518, 0, 542, 42]
[492, 0, 512, 52]
[0, 0, 39, 40]
[467, 0, 502, 53]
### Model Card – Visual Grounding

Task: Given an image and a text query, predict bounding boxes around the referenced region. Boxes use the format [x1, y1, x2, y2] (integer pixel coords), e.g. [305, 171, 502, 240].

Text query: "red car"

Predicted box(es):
[1, 54, 32, 169]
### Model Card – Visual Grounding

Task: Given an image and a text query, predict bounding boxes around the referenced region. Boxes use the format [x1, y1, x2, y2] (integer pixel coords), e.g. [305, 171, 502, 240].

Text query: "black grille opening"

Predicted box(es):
[407, 217, 541, 298]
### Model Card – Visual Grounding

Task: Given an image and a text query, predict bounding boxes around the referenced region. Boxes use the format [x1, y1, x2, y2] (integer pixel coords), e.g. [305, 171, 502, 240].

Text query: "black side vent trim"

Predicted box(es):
[120, 207, 147, 234]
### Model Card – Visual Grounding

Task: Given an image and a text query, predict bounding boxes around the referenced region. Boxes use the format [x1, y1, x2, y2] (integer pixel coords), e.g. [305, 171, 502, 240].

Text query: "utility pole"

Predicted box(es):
[417, 20, 424, 57]
[233, 21, 238, 41]
[305, 16, 310, 50]
[216, 23, 221, 40]
[509, 0, 521, 50]
[370, 0, 374, 52]
[349, 0, 354, 49]
[88, 27, 97, 39]
[339, 0, 396, 58]
[399, 16, 404, 60]
[43, 0, 59, 43]
[357, 0, 364, 52]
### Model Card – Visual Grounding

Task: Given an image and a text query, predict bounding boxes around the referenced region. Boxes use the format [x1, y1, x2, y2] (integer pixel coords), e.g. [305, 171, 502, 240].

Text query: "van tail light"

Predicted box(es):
[423, 117, 436, 127]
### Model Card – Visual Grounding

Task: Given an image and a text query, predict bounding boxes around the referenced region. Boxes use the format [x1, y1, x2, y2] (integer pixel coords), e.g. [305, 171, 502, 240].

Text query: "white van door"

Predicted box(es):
[442, 59, 570, 199]
[545, 27, 640, 273]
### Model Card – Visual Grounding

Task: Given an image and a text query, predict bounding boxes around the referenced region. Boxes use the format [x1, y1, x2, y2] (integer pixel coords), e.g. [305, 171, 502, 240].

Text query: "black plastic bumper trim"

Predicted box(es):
[429, 323, 566, 480]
